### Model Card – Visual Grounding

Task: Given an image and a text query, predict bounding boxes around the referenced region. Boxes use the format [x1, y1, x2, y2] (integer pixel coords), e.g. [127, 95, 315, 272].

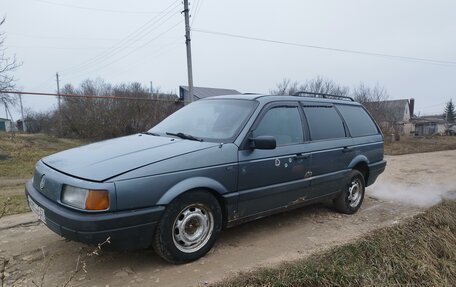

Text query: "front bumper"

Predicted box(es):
[25, 180, 164, 250]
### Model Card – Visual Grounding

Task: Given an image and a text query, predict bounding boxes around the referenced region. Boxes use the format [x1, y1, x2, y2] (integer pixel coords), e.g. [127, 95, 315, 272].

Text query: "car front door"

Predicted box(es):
[237, 102, 312, 219]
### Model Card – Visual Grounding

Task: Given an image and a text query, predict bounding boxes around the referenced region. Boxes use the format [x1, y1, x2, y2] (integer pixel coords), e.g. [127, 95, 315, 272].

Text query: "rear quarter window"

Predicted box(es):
[336, 104, 379, 137]
[302, 106, 346, 140]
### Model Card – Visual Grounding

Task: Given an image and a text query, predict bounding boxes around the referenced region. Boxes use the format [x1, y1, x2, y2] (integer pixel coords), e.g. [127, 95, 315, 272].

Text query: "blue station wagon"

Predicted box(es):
[25, 93, 386, 263]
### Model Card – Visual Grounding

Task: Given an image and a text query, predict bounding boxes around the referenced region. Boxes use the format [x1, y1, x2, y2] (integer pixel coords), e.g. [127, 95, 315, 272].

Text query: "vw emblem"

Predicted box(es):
[39, 175, 46, 190]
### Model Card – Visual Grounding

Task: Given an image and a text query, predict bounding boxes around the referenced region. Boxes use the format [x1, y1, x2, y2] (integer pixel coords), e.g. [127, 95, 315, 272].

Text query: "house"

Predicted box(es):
[363, 98, 414, 135]
[412, 115, 448, 136]
[179, 86, 241, 103]
[0, 117, 13, 132]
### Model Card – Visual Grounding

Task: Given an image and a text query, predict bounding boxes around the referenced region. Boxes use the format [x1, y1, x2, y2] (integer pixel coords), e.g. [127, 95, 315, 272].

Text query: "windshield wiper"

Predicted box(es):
[141, 131, 160, 136]
[166, 132, 203, 142]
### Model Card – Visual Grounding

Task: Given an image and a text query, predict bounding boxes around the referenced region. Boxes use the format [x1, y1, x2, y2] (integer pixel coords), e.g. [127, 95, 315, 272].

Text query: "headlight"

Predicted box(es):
[62, 185, 109, 210]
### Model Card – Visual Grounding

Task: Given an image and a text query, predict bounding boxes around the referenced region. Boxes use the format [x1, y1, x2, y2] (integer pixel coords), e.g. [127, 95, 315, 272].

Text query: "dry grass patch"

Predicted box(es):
[385, 136, 456, 155]
[0, 133, 84, 216]
[0, 194, 30, 217]
[213, 200, 456, 287]
[0, 133, 84, 178]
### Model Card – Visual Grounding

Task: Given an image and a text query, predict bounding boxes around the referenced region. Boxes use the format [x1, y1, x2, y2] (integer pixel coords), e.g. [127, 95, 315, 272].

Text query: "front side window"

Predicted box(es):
[303, 106, 346, 140]
[253, 106, 303, 146]
[151, 99, 257, 142]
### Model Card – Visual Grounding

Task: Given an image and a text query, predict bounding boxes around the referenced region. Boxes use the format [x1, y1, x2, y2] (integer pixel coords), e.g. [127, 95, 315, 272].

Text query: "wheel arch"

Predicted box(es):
[156, 177, 229, 226]
[348, 155, 369, 183]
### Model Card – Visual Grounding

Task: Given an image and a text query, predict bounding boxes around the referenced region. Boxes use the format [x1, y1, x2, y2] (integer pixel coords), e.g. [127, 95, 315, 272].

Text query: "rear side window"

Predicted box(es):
[303, 106, 346, 140]
[336, 105, 379, 137]
[253, 106, 303, 146]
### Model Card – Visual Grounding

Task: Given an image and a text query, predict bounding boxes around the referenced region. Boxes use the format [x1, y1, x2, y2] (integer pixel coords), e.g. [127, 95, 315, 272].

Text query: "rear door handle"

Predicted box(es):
[342, 147, 354, 153]
[294, 153, 310, 160]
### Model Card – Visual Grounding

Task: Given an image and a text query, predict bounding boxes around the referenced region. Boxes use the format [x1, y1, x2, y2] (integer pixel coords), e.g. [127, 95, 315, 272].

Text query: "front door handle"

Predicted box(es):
[294, 153, 310, 160]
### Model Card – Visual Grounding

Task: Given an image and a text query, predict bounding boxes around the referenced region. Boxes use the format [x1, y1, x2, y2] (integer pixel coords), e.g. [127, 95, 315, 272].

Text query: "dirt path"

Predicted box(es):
[1, 150, 455, 287]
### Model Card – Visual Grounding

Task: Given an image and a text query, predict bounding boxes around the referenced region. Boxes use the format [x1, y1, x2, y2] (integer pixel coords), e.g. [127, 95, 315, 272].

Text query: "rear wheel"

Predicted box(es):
[152, 191, 222, 263]
[334, 170, 365, 214]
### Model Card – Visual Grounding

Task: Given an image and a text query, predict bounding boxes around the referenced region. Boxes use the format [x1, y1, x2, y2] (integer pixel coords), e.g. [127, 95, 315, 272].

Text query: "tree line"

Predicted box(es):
[269, 77, 395, 130]
[25, 79, 180, 140]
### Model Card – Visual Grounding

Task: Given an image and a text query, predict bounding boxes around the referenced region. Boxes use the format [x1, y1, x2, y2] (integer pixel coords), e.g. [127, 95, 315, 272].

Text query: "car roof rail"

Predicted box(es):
[291, 91, 355, 102]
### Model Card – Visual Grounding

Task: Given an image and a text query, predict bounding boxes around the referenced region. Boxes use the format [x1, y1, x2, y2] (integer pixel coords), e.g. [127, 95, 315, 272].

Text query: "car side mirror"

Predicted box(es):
[250, 135, 276, 150]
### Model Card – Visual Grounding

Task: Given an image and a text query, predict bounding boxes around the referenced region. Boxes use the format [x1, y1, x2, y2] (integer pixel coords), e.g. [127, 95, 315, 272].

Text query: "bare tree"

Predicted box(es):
[352, 83, 388, 104]
[0, 18, 20, 106]
[352, 83, 395, 134]
[300, 76, 349, 96]
[50, 78, 180, 140]
[269, 78, 299, 95]
[270, 76, 349, 96]
[271, 78, 394, 134]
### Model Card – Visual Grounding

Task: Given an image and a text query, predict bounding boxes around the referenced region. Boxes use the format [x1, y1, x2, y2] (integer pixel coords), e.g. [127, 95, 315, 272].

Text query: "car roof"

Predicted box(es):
[204, 94, 362, 106]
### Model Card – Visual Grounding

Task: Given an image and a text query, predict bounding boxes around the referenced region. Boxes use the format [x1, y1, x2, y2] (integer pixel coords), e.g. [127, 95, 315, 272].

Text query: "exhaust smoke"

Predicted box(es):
[367, 180, 456, 208]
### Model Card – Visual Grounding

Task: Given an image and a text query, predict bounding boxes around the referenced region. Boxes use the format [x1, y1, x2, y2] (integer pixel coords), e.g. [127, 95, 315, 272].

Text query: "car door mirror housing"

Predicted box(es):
[250, 136, 276, 150]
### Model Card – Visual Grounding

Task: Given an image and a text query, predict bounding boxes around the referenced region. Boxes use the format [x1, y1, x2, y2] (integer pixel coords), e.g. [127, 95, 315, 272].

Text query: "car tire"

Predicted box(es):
[334, 170, 365, 214]
[152, 190, 222, 264]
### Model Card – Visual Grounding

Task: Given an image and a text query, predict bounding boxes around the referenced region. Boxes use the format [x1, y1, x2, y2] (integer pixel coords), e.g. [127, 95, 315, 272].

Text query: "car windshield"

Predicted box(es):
[150, 99, 257, 142]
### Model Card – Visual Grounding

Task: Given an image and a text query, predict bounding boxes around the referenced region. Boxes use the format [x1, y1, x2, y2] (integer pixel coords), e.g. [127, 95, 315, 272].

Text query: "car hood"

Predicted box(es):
[41, 134, 219, 182]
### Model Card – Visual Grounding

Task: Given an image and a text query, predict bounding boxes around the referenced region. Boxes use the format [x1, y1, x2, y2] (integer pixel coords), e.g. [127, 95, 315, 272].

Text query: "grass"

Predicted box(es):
[0, 133, 84, 216]
[0, 133, 84, 178]
[384, 135, 456, 155]
[0, 194, 31, 217]
[212, 200, 456, 287]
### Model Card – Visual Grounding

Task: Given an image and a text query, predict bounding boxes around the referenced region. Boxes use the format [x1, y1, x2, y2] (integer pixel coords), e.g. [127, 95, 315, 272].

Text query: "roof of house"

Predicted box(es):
[412, 115, 447, 125]
[0, 117, 11, 122]
[179, 86, 241, 100]
[363, 99, 409, 122]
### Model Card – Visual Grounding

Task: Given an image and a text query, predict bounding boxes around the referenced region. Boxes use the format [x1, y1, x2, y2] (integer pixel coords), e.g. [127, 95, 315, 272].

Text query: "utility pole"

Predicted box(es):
[150, 81, 157, 99]
[2, 99, 8, 119]
[183, 0, 194, 104]
[56, 72, 62, 135]
[3, 99, 7, 121]
[19, 93, 26, 132]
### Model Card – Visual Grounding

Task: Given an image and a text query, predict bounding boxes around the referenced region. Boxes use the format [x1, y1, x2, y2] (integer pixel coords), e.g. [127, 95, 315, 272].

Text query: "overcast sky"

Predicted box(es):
[2, 0, 455, 119]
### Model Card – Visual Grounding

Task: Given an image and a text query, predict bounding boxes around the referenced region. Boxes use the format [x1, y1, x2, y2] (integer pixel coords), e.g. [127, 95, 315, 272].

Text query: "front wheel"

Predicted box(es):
[152, 191, 222, 263]
[334, 170, 365, 214]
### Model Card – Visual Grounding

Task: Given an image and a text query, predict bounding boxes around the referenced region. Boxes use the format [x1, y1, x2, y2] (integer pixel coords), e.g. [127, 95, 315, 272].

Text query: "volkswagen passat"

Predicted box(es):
[26, 94, 386, 263]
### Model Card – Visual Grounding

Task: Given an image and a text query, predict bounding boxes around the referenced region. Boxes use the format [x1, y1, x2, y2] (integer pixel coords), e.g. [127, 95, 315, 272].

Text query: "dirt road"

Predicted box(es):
[1, 150, 455, 287]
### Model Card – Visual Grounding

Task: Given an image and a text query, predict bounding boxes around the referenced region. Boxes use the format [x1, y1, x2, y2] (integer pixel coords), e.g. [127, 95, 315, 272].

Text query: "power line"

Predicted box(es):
[61, 21, 183, 82]
[191, 0, 203, 26]
[110, 41, 182, 81]
[59, 1, 181, 75]
[32, 40, 182, 91]
[192, 29, 456, 66]
[8, 33, 152, 42]
[59, 0, 181, 75]
[30, 0, 160, 14]
[30, 2, 182, 91]
[61, 12, 181, 77]
[9, 45, 146, 50]
[1, 90, 186, 103]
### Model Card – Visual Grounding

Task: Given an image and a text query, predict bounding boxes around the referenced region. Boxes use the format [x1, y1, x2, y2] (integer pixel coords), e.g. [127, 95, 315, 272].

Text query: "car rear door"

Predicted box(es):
[301, 103, 353, 198]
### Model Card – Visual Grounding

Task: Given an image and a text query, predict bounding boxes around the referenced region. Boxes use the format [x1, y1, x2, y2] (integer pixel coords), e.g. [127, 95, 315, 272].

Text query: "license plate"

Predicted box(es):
[28, 196, 46, 224]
